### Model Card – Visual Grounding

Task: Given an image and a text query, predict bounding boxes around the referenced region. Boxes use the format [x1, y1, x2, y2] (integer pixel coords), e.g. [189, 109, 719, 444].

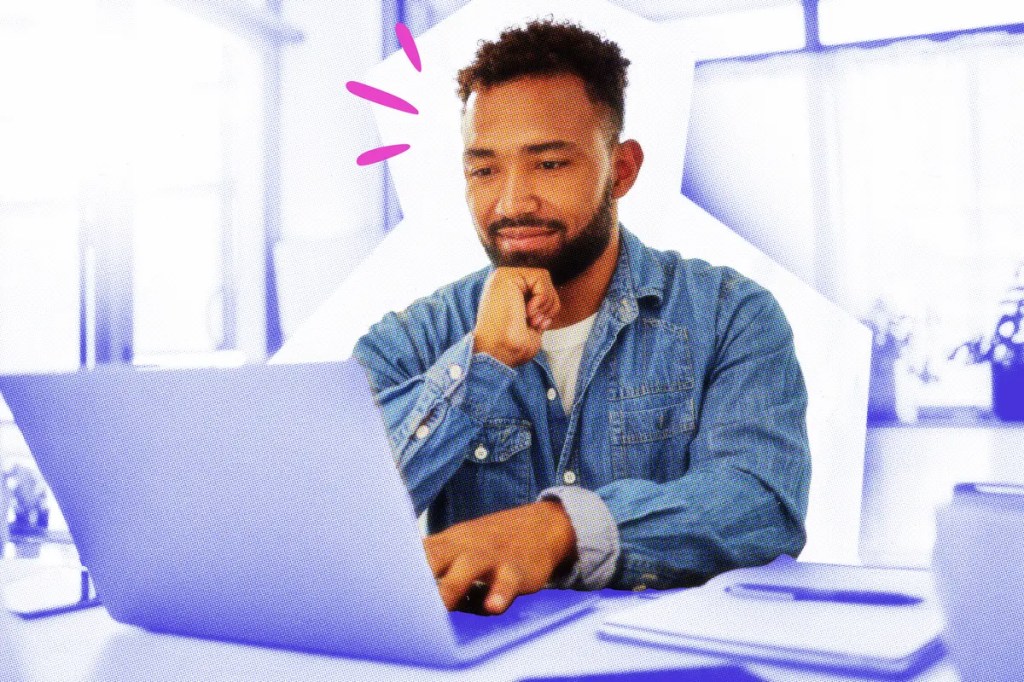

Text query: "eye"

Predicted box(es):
[539, 160, 568, 170]
[468, 167, 494, 178]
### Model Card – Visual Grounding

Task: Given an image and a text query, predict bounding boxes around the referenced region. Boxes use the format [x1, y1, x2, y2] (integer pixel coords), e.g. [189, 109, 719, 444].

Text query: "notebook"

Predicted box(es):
[0, 360, 597, 668]
[600, 556, 944, 675]
[518, 666, 765, 681]
[520, 663, 761, 679]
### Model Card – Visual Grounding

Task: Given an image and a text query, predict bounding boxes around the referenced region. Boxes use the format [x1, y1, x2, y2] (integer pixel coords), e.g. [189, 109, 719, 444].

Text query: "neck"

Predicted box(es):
[550, 224, 621, 329]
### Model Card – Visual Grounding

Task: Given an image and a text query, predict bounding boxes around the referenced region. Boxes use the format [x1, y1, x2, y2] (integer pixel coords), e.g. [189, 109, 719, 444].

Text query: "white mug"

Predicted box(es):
[932, 483, 1024, 682]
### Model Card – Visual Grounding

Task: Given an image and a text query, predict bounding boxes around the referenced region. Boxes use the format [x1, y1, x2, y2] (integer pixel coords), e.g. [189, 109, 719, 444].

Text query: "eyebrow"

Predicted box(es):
[524, 140, 575, 154]
[463, 140, 578, 160]
[463, 148, 495, 160]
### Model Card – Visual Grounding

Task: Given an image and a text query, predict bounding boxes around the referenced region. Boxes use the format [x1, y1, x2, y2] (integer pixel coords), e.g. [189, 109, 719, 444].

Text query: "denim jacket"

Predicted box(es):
[352, 227, 810, 591]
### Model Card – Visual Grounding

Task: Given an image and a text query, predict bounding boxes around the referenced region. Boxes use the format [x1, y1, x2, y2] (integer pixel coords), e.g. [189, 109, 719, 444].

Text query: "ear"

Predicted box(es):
[610, 139, 644, 199]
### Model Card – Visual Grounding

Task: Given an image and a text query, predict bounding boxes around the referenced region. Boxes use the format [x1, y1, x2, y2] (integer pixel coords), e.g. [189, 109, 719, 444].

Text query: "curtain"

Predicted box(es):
[685, 32, 1024, 405]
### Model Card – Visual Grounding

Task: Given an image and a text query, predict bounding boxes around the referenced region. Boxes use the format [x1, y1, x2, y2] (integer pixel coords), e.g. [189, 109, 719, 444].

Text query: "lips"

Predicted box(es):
[495, 226, 558, 251]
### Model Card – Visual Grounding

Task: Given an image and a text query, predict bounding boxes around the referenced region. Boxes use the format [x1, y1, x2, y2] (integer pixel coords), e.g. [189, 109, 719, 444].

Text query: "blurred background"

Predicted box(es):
[0, 0, 1022, 568]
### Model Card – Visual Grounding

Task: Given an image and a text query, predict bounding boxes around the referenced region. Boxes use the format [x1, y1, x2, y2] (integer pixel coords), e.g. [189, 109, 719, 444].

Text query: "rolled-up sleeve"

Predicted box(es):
[538, 485, 620, 590]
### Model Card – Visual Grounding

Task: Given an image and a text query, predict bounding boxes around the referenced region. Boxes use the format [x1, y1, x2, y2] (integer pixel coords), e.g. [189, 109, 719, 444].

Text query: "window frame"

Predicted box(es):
[83, 0, 303, 367]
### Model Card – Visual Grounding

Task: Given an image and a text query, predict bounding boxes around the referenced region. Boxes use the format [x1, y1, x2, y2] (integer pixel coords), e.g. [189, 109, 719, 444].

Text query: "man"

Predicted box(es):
[352, 19, 810, 615]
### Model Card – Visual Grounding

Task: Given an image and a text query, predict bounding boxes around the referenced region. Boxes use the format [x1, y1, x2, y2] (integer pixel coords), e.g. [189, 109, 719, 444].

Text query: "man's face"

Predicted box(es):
[461, 73, 617, 286]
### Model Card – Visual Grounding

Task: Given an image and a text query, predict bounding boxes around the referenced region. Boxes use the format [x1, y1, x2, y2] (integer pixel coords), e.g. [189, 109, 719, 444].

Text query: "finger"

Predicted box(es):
[528, 310, 549, 331]
[521, 269, 557, 304]
[527, 292, 558, 330]
[526, 292, 544, 317]
[484, 563, 522, 614]
[512, 270, 556, 322]
[526, 304, 549, 331]
[538, 298, 558, 327]
[529, 283, 559, 312]
[423, 535, 456, 579]
[529, 292, 555, 319]
[437, 553, 493, 611]
[535, 288, 560, 323]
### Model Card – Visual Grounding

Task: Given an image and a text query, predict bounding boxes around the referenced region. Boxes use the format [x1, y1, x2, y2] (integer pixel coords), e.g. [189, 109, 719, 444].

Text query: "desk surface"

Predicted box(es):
[9, 589, 959, 682]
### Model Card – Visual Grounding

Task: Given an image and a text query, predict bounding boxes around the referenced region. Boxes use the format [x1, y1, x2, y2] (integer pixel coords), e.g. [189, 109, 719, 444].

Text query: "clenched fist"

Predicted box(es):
[473, 267, 561, 368]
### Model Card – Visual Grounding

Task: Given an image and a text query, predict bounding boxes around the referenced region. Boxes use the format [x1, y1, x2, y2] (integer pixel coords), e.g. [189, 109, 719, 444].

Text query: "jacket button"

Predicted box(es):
[563, 470, 577, 485]
[448, 364, 463, 381]
[474, 445, 488, 460]
[547, 387, 557, 401]
[415, 424, 431, 440]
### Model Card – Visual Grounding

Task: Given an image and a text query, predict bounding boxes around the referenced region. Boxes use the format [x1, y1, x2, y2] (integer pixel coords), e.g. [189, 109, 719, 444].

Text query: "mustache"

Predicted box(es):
[487, 216, 567, 237]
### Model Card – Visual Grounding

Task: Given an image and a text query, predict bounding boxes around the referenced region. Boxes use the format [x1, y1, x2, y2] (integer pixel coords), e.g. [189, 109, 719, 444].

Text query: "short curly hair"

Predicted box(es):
[456, 19, 630, 140]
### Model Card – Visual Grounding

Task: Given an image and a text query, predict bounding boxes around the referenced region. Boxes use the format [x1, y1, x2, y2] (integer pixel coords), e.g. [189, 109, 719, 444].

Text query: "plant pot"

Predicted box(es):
[868, 344, 900, 423]
[868, 347, 918, 424]
[992, 362, 1024, 421]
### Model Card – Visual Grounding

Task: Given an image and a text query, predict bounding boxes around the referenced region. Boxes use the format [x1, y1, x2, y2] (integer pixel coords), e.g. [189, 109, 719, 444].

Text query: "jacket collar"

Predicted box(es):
[607, 225, 667, 313]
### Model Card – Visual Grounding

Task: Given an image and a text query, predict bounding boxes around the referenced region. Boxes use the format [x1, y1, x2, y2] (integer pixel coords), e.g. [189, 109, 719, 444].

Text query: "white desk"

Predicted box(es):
[861, 421, 1024, 567]
[9, 587, 959, 682]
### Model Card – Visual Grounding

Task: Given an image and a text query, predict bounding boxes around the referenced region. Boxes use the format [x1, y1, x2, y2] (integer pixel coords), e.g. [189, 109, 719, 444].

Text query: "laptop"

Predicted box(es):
[0, 360, 597, 667]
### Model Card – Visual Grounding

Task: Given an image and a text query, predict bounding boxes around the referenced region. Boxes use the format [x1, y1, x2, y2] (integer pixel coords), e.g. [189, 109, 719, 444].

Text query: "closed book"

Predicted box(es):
[600, 557, 944, 675]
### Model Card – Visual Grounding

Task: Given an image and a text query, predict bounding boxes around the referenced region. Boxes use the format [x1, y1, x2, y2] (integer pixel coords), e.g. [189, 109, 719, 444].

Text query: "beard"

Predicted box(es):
[480, 185, 615, 287]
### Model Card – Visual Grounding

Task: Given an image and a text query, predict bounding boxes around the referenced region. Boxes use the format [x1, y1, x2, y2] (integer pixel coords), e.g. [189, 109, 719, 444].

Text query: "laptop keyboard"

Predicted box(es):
[449, 589, 593, 645]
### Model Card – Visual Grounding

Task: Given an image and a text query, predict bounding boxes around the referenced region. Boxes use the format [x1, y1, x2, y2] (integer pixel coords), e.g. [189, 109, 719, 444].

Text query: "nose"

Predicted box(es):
[495, 169, 540, 218]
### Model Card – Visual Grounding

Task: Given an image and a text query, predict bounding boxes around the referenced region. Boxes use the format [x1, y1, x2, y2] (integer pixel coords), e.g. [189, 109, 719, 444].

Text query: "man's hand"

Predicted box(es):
[473, 267, 561, 368]
[424, 500, 577, 614]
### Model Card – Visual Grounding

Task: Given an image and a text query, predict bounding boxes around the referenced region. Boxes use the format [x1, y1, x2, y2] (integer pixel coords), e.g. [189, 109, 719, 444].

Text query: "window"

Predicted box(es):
[0, 0, 303, 375]
[685, 16, 1024, 409]
[130, 1, 263, 363]
[0, 0, 297, 541]
[820, 0, 1024, 46]
[662, 2, 806, 60]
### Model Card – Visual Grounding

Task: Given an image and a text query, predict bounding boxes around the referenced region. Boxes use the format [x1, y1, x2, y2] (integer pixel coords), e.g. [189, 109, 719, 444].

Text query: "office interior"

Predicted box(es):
[0, 0, 1022, 590]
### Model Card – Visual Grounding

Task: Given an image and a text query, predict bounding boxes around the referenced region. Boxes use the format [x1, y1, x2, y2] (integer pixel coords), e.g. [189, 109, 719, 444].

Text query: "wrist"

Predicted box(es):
[472, 331, 518, 368]
[537, 500, 577, 570]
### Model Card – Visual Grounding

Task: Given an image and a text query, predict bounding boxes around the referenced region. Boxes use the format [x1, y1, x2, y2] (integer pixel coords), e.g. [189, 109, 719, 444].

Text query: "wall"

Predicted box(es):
[276, 1, 386, 337]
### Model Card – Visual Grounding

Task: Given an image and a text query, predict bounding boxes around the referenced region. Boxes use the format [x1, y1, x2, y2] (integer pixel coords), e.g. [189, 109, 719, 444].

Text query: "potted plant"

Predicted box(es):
[950, 263, 1024, 422]
[862, 300, 927, 424]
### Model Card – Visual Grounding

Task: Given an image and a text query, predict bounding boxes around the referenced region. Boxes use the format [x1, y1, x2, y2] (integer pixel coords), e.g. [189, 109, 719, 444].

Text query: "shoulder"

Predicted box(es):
[642, 241, 775, 313]
[631, 235, 787, 341]
[353, 265, 492, 384]
[357, 266, 491, 351]
[394, 266, 491, 322]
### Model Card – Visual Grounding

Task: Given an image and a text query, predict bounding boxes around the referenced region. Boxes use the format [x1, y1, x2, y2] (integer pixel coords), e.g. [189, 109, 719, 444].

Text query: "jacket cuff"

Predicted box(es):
[422, 333, 516, 424]
[538, 485, 620, 590]
[613, 550, 677, 592]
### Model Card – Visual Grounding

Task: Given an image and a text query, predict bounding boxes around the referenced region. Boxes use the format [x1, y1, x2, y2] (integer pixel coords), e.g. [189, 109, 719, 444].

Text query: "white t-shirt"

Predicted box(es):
[541, 312, 598, 414]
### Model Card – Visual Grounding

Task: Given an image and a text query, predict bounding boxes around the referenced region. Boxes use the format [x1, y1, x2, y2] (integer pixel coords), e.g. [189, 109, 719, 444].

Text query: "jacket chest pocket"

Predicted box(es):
[612, 317, 695, 400]
[610, 397, 695, 445]
[449, 418, 535, 520]
[609, 317, 696, 480]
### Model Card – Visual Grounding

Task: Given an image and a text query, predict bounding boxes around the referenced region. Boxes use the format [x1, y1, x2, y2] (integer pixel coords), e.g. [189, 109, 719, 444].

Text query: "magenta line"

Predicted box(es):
[345, 81, 419, 114]
[395, 23, 422, 72]
[357, 144, 411, 166]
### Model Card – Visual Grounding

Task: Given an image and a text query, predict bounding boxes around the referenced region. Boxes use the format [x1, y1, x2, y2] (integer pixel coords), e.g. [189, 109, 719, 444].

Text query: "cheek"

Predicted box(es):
[562, 163, 608, 203]
[555, 178, 602, 218]
[465, 185, 493, 228]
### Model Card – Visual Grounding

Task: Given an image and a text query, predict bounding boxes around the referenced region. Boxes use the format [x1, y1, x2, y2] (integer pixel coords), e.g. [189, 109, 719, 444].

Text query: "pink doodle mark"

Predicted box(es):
[357, 144, 411, 166]
[349, 24, 424, 165]
[345, 81, 419, 114]
[395, 23, 422, 72]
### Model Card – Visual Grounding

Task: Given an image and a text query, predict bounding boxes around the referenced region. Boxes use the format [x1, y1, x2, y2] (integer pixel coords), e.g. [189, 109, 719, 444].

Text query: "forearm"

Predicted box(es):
[598, 467, 806, 591]
[542, 463, 805, 593]
[356, 332, 518, 514]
